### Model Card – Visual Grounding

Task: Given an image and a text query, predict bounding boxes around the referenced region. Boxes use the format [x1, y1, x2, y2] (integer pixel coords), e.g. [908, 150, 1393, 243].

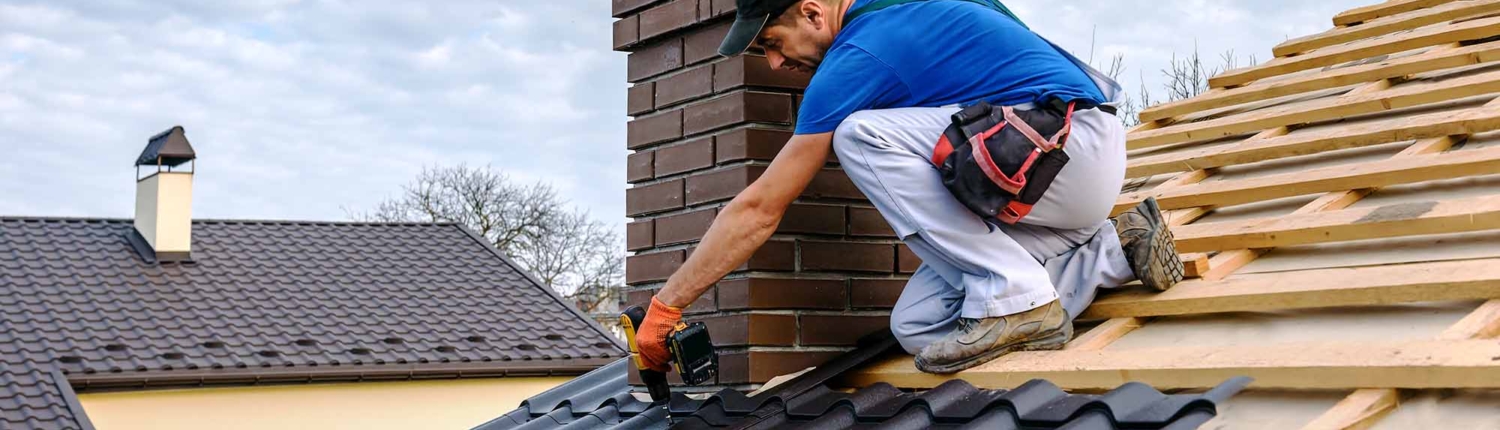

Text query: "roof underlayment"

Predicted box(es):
[845, 0, 1500, 428]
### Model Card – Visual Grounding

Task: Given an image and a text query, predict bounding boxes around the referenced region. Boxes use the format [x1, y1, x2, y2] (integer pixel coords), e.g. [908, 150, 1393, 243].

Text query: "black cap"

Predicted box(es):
[718, 0, 801, 57]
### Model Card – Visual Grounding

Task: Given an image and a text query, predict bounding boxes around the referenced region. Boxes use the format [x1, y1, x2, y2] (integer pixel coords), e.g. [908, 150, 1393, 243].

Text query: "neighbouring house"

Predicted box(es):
[0, 127, 627, 429]
[478, 0, 1500, 428]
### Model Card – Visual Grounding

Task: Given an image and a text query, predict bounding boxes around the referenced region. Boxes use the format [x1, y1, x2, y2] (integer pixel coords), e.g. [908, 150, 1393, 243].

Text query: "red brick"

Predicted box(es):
[654, 136, 715, 177]
[684, 20, 732, 65]
[626, 250, 685, 284]
[851, 279, 906, 309]
[718, 350, 841, 384]
[714, 55, 812, 92]
[612, 0, 660, 18]
[627, 83, 655, 116]
[639, 0, 698, 40]
[683, 91, 795, 135]
[690, 313, 796, 347]
[626, 109, 682, 149]
[805, 169, 864, 200]
[897, 244, 922, 274]
[778, 204, 845, 235]
[655, 65, 715, 108]
[799, 315, 890, 346]
[629, 287, 718, 315]
[743, 240, 796, 271]
[627, 150, 654, 183]
[849, 207, 896, 237]
[655, 207, 717, 246]
[715, 128, 791, 163]
[801, 241, 894, 273]
[626, 179, 684, 216]
[613, 15, 640, 50]
[717, 278, 847, 310]
[628, 38, 684, 82]
[626, 219, 654, 251]
[684, 164, 764, 205]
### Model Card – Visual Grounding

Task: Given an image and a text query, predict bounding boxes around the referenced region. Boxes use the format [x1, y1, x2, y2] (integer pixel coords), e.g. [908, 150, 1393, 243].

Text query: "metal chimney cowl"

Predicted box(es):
[131, 126, 196, 263]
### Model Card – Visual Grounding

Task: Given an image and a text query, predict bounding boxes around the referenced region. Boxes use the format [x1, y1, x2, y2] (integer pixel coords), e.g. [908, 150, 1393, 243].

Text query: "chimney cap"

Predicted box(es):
[136, 126, 196, 167]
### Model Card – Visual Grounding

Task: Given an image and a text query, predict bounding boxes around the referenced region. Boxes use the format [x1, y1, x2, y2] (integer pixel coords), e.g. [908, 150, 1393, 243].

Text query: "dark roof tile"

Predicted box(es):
[482, 335, 1249, 430]
[0, 217, 626, 429]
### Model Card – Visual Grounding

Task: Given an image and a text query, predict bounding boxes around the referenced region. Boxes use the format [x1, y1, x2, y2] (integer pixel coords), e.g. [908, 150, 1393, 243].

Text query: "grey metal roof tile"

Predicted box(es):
[0, 217, 626, 429]
[484, 335, 1248, 430]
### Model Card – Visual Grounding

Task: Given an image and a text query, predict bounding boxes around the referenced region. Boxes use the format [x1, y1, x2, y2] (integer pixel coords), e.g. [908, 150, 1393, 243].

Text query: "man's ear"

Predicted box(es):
[799, 0, 826, 29]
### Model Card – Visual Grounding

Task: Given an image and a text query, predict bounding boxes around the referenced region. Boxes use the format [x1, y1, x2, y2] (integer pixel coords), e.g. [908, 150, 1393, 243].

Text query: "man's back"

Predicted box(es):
[796, 0, 1105, 135]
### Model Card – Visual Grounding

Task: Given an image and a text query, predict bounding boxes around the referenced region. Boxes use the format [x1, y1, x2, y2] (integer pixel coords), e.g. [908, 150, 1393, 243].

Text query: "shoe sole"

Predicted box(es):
[914, 322, 1073, 374]
[1140, 198, 1184, 291]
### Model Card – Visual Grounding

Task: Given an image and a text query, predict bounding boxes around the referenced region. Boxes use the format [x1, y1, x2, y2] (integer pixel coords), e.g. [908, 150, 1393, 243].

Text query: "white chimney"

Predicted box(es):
[132, 126, 196, 263]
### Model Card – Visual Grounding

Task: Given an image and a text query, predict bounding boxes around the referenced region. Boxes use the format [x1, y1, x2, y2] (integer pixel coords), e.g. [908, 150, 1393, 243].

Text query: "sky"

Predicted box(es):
[0, 0, 1373, 229]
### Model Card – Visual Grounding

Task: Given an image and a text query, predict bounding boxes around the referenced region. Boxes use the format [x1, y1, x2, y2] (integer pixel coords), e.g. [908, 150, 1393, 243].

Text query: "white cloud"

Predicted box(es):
[0, 0, 1372, 232]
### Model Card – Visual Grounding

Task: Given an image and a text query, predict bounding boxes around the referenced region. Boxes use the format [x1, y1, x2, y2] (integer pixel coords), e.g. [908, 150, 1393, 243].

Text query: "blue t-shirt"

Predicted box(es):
[795, 0, 1105, 135]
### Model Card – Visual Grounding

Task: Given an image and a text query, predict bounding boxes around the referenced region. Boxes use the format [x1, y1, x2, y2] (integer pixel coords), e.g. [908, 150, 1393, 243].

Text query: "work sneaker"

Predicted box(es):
[914, 299, 1071, 374]
[1114, 197, 1184, 291]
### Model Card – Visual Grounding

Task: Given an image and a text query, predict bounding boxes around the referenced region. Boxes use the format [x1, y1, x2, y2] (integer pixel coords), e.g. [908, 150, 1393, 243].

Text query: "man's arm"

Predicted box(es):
[633, 132, 833, 372]
[658, 131, 833, 307]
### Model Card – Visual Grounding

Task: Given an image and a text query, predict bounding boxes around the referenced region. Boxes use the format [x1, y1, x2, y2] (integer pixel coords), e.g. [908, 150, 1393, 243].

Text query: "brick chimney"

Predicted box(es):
[616, 1, 915, 387]
[131, 126, 196, 263]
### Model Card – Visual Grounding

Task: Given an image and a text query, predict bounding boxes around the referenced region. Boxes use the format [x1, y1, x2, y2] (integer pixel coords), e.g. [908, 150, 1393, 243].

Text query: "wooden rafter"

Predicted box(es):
[1128, 100, 1498, 178]
[1131, 66, 1500, 149]
[1336, 0, 1457, 27]
[1113, 145, 1500, 216]
[1139, 42, 1489, 124]
[1210, 13, 1500, 88]
[1278, 1, 1500, 58]
[846, 340, 1500, 391]
[1079, 258, 1500, 320]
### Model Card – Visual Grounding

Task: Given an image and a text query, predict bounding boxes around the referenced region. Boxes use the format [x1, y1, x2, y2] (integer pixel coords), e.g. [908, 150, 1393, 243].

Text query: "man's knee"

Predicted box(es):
[889, 312, 928, 354]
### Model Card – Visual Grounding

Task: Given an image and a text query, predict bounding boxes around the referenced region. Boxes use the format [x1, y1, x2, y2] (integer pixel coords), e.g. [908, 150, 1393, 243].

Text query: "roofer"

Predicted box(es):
[635, 0, 1184, 374]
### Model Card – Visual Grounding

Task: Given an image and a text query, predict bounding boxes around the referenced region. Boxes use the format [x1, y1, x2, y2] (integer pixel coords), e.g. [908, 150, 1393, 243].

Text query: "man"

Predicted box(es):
[635, 0, 1182, 374]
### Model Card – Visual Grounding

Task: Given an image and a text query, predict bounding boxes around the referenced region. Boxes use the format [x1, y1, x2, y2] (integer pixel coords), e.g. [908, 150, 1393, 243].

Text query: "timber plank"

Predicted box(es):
[1128, 95, 1500, 179]
[1140, 42, 1491, 124]
[1439, 299, 1500, 339]
[1212, 14, 1500, 88]
[1299, 389, 1402, 430]
[1112, 145, 1500, 215]
[1278, 0, 1500, 57]
[1169, 194, 1500, 253]
[844, 339, 1500, 390]
[1064, 317, 1145, 351]
[1079, 258, 1500, 319]
[1335, 0, 1456, 27]
[1131, 66, 1500, 150]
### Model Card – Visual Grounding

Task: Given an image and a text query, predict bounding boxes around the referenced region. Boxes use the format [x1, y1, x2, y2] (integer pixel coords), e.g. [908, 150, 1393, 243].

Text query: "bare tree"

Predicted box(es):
[352, 164, 624, 315]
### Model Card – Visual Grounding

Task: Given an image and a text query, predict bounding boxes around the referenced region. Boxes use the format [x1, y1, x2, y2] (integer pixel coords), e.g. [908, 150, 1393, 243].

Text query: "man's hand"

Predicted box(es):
[636, 297, 684, 373]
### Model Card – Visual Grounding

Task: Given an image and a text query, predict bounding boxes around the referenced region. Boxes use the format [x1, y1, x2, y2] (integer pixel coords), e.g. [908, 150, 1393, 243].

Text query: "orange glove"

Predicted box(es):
[636, 297, 683, 373]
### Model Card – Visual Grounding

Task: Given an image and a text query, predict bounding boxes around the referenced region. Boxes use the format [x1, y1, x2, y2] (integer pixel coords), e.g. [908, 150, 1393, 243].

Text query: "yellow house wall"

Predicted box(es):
[78, 377, 569, 430]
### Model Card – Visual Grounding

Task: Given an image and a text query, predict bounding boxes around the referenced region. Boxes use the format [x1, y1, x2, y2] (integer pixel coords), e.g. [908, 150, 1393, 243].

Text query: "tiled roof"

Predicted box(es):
[0, 217, 627, 430]
[479, 334, 1248, 430]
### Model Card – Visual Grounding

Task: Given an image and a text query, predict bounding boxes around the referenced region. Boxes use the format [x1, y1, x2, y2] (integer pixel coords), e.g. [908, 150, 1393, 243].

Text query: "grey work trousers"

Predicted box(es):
[832, 106, 1135, 354]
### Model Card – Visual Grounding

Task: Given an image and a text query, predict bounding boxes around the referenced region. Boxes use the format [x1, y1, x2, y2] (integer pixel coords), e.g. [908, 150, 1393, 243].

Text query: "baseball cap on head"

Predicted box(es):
[718, 0, 802, 57]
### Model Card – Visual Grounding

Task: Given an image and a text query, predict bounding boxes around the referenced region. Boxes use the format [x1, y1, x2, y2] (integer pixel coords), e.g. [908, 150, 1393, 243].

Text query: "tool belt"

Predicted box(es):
[932, 100, 1077, 224]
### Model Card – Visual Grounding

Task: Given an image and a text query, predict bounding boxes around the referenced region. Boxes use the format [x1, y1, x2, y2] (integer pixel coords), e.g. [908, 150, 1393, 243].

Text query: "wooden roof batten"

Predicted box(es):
[851, 1, 1500, 428]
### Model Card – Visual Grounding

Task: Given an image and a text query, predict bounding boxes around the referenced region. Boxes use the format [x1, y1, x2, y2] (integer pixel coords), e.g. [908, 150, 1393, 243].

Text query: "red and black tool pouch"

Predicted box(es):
[932, 101, 1075, 224]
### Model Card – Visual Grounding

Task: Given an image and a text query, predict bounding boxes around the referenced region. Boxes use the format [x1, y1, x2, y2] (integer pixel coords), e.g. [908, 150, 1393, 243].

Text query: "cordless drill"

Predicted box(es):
[619, 305, 718, 403]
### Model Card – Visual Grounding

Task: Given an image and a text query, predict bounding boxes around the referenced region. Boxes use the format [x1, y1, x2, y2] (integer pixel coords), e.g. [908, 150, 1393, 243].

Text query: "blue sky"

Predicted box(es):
[0, 0, 1370, 229]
